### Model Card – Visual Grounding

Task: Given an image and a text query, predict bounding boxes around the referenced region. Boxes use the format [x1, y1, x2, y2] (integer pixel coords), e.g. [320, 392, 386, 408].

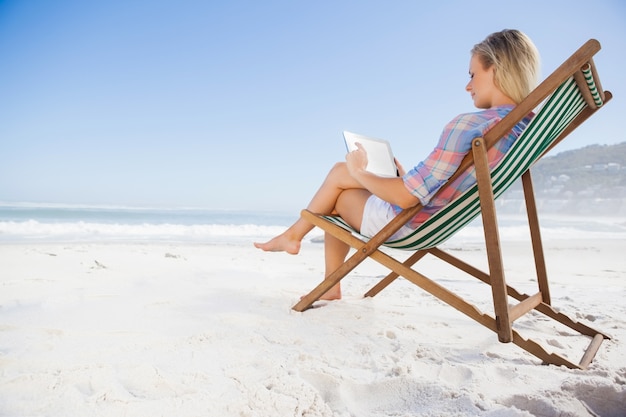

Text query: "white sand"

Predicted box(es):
[1, 238, 625, 416]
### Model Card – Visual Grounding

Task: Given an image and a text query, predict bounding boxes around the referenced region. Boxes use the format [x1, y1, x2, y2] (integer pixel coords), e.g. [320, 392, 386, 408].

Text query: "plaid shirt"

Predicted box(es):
[399, 105, 531, 228]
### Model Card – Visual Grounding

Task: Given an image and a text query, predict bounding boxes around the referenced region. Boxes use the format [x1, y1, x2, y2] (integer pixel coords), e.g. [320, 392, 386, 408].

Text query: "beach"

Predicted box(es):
[0, 206, 625, 416]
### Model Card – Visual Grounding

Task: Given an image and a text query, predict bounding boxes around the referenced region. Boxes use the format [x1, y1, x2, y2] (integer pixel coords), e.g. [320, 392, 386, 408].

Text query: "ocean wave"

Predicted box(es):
[1, 217, 625, 244]
[0, 220, 289, 243]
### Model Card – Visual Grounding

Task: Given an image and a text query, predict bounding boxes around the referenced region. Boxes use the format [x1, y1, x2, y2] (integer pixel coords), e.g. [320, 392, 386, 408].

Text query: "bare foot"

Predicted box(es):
[319, 289, 341, 301]
[253, 233, 301, 255]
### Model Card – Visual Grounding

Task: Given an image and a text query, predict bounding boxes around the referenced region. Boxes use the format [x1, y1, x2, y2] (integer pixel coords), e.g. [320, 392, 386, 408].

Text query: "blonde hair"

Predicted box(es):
[471, 29, 541, 104]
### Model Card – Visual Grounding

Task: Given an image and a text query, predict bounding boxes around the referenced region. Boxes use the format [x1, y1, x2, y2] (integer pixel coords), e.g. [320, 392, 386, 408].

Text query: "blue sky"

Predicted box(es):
[1, 0, 625, 212]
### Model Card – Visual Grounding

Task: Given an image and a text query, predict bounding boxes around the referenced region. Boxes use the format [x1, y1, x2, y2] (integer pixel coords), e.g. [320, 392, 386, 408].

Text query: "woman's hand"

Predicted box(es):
[346, 142, 369, 177]
[345, 144, 418, 209]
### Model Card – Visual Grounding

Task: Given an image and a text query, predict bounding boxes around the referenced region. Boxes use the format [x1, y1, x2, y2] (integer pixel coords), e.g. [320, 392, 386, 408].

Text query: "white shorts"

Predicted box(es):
[360, 195, 415, 241]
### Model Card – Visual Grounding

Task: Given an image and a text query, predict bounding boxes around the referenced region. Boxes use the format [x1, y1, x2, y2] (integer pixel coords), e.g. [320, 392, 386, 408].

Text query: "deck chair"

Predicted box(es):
[293, 39, 613, 370]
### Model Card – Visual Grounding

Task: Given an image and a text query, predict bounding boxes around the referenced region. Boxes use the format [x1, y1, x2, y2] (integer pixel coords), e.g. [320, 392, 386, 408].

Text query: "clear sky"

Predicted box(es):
[1, 0, 625, 212]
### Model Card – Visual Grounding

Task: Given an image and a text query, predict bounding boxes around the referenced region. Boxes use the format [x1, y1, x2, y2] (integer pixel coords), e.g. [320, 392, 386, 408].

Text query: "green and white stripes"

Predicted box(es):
[582, 64, 604, 107]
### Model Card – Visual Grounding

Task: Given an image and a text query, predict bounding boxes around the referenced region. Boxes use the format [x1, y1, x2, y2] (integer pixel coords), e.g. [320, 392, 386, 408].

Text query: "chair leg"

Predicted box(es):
[472, 137, 512, 343]
[522, 171, 551, 304]
[292, 212, 371, 311]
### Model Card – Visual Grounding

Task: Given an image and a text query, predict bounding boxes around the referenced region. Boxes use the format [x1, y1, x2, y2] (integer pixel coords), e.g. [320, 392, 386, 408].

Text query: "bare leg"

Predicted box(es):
[255, 160, 373, 300]
[318, 188, 372, 299]
[319, 231, 350, 300]
[254, 162, 363, 254]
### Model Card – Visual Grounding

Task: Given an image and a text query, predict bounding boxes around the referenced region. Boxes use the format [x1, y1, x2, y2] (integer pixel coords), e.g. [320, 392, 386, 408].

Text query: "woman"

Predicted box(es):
[255, 29, 541, 301]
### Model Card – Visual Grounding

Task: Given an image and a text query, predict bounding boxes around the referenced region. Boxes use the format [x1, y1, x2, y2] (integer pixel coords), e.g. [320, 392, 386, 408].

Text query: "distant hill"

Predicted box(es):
[502, 142, 626, 215]
[532, 142, 626, 196]
[539, 142, 626, 167]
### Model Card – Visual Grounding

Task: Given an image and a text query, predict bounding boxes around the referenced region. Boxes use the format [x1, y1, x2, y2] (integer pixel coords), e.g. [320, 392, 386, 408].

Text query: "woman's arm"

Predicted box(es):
[346, 144, 419, 209]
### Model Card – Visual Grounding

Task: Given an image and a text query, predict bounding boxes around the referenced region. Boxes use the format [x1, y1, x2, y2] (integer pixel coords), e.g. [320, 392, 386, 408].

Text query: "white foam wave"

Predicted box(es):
[0, 221, 289, 243]
[2, 216, 625, 244]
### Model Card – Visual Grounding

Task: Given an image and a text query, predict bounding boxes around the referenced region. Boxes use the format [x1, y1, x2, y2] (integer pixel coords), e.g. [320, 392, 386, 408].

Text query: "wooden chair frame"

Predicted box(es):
[292, 39, 613, 370]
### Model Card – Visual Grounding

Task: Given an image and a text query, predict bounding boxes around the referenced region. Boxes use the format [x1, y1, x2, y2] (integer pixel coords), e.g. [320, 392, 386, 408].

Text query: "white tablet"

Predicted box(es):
[343, 131, 398, 177]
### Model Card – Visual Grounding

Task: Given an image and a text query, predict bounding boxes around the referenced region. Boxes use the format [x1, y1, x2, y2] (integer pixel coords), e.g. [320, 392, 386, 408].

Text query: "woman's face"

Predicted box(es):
[465, 54, 497, 109]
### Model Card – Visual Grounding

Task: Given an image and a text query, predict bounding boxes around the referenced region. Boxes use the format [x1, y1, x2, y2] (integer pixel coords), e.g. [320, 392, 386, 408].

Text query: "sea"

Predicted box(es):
[0, 203, 297, 244]
[1, 202, 625, 245]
